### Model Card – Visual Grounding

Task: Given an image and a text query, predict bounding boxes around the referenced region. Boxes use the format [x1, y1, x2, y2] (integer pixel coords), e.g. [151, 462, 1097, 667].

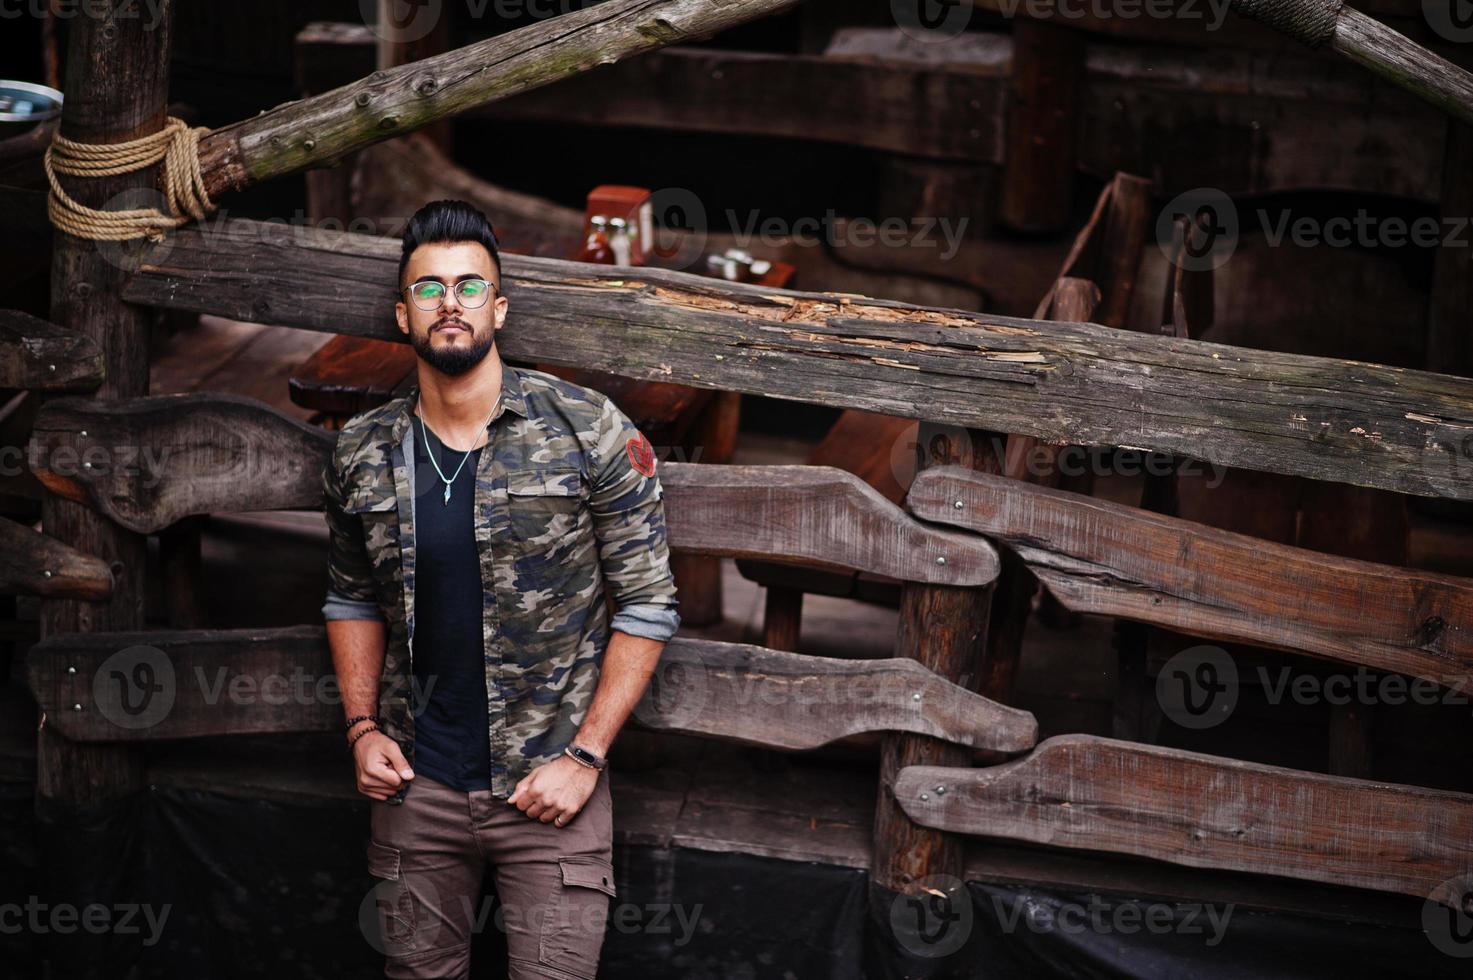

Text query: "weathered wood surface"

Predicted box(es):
[999, 20, 1082, 232]
[28, 393, 999, 586]
[29, 627, 1036, 753]
[1331, 5, 1473, 125]
[909, 466, 1473, 689]
[30, 394, 335, 533]
[123, 218, 1473, 500]
[0, 517, 112, 601]
[663, 464, 999, 586]
[0, 310, 105, 392]
[194, 0, 799, 199]
[894, 734, 1473, 905]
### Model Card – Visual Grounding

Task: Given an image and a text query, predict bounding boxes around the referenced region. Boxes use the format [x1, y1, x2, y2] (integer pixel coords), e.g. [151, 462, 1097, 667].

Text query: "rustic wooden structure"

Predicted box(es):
[7, 0, 1473, 975]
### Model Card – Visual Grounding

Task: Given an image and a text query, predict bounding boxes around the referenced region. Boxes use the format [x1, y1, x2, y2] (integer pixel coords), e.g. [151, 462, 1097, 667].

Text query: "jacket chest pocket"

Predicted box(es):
[505, 468, 587, 554]
[343, 485, 402, 589]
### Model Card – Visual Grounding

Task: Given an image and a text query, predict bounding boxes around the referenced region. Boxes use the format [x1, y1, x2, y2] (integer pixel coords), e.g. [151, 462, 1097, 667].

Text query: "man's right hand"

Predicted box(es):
[353, 730, 415, 800]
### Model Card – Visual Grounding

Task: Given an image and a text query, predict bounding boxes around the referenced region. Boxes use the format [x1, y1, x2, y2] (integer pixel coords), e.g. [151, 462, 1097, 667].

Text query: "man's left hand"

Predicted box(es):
[507, 754, 600, 826]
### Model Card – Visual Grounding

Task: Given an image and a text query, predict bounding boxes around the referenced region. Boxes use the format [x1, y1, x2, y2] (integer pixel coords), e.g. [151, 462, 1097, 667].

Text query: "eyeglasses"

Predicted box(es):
[403, 278, 498, 312]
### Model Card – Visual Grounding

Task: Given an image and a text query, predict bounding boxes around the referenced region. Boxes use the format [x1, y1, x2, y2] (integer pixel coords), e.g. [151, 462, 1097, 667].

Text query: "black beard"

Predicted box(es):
[412, 322, 495, 377]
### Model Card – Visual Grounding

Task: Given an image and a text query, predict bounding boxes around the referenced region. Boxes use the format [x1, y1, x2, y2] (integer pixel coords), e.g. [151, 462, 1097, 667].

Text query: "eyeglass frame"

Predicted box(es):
[401, 277, 501, 312]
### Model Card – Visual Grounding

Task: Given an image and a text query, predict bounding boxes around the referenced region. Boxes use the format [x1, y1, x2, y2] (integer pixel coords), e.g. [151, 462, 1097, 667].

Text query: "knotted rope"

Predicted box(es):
[44, 116, 216, 242]
[1232, 0, 1345, 49]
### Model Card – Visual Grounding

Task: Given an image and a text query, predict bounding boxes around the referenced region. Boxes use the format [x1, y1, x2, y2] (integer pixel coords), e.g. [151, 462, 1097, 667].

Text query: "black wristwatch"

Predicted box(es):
[564, 744, 607, 770]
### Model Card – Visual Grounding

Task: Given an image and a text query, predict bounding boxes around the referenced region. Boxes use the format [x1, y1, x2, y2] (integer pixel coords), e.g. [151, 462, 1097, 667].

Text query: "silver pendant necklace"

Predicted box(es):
[418, 402, 496, 505]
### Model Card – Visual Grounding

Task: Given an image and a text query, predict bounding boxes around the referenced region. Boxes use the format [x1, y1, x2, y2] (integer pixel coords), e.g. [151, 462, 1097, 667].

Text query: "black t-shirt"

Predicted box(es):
[410, 417, 493, 792]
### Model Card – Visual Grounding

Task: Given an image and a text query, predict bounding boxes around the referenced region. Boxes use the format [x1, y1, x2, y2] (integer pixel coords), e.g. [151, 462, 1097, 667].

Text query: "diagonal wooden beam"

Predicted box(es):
[895, 734, 1473, 905]
[0, 516, 113, 601]
[0, 310, 104, 392]
[195, 0, 798, 198]
[908, 465, 1473, 690]
[121, 218, 1473, 501]
[27, 627, 1037, 754]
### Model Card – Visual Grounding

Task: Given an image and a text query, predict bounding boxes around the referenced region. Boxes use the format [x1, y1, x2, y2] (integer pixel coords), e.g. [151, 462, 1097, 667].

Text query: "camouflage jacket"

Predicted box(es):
[320, 363, 680, 798]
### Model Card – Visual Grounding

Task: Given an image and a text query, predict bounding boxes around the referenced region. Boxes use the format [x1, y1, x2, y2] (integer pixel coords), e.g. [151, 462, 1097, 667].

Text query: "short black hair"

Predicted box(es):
[398, 199, 502, 290]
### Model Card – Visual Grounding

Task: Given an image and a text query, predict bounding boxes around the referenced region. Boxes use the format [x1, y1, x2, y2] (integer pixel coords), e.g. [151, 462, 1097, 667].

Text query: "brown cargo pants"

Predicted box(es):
[363, 769, 617, 979]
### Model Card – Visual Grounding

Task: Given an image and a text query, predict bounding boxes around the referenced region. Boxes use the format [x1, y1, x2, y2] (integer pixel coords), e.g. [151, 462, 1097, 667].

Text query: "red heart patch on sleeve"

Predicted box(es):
[625, 433, 657, 476]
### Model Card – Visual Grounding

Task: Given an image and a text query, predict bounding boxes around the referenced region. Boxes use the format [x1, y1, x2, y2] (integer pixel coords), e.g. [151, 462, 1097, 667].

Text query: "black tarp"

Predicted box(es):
[1, 781, 1464, 979]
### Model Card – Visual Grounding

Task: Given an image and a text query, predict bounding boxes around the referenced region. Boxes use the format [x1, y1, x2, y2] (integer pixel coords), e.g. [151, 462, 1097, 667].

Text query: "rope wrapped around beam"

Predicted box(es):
[1232, 0, 1345, 48]
[44, 116, 217, 242]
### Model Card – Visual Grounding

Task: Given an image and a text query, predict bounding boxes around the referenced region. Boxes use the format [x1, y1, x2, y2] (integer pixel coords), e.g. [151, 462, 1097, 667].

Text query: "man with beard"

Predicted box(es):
[321, 199, 680, 978]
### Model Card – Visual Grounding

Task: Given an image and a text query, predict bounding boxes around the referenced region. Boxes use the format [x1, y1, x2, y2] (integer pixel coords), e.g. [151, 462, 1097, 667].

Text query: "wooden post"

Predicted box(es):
[1000, 19, 1084, 233]
[870, 422, 999, 970]
[36, 3, 174, 975]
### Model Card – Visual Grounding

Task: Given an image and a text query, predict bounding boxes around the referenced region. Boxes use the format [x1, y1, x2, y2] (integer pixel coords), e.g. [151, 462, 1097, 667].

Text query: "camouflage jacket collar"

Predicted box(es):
[387, 361, 531, 446]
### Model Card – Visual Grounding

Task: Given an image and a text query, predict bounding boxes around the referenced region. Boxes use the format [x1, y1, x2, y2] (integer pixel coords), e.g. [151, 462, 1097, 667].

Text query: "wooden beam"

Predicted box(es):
[908, 466, 1473, 689]
[122, 218, 1473, 500]
[0, 517, 113, 601]
[194, 0, 799, 199]
[27, 628, 1036, 753]
[0, 310, 105, 392]
[27, 390, 1000, 584]
[894, 734, 1473, 904]
[662, 463, 999, 586]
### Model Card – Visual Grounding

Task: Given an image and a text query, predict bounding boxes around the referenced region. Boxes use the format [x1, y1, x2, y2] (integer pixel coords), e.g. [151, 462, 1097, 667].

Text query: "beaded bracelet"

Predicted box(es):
[345, 714, 380, 731]
[348, 725, 380, 750]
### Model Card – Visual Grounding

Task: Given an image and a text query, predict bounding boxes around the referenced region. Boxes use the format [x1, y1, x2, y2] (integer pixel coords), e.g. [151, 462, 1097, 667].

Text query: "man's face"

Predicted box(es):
[396, 241, 509, 377]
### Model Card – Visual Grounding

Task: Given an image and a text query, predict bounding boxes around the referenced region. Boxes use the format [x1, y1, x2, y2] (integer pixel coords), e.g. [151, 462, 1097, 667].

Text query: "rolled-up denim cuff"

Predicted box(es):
[322, 592, 385, 622]
[610, 603, 680, 642]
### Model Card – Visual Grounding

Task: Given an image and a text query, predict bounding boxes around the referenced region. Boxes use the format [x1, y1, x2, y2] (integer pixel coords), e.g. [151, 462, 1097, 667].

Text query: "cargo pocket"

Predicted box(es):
[364, 840, 419, 954]
[506, 468, 584, 545]
[537, 856, 617, 979]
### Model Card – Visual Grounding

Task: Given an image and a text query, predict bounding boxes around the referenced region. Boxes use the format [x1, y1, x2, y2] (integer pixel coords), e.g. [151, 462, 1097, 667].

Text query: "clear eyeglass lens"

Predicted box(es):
[455, 279, 492, 308]
[410, 282, 447, 310]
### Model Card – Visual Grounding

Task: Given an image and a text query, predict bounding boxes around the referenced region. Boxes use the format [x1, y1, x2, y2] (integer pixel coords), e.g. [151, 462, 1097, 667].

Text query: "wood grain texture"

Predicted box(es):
[194, 0, 800, 198]
[30, 393, 334, 534]
[28, 628, 1036, 754]
[122, 218, 1473, 500]
[0, 310, 104, 391]
[663, 463, 999, 586]
[0, 516, 112, 600]
[894, 734, 1473, 905]
[909, 465, 1473, 689]
[27, 392, 999, 586]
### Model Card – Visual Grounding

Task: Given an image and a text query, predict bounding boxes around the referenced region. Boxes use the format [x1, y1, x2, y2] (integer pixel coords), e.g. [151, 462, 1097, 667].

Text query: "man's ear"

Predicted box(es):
[394, 301, 409, 335]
